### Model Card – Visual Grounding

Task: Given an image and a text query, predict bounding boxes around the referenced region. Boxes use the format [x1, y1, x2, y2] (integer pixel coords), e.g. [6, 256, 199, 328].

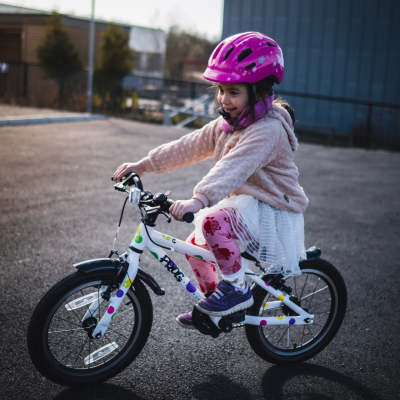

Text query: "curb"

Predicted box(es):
[0, 113, 108, 127]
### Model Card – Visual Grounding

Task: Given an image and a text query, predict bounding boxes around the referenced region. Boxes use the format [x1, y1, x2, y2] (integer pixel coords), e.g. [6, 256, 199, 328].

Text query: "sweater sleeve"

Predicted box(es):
[194, 121, 280, 206]
[147, 117, 221, 173]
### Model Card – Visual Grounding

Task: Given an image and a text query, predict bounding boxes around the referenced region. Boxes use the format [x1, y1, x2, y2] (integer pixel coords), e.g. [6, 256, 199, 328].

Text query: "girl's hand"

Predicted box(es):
[169, 199, 203, 221]
[113, 162, 144, 182]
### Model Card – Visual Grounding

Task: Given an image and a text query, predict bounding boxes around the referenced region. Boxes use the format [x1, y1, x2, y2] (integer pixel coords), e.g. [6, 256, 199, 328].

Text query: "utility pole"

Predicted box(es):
[87, 0, 95, 113]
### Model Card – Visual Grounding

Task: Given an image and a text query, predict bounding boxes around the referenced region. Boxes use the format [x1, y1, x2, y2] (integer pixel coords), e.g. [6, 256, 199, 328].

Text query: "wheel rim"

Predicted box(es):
[257, 269, 338, 356]
[42, 279, 142, 375]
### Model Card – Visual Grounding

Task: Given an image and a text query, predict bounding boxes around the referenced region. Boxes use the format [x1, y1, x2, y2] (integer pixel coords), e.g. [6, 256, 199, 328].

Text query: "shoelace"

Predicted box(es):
[212, 288, 225, 300]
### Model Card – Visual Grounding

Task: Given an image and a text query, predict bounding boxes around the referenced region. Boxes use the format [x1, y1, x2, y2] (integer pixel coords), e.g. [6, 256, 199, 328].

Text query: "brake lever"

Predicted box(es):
[159, 211, 172, 223]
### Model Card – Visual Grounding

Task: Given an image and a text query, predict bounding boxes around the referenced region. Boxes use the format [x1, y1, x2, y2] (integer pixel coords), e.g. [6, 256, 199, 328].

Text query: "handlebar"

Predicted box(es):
[111, 173, 143, 191]
[111, 172, 194, 223]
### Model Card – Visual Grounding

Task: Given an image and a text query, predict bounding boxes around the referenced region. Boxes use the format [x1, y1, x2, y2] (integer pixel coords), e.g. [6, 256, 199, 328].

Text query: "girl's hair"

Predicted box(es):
[214, 77, 296, 126]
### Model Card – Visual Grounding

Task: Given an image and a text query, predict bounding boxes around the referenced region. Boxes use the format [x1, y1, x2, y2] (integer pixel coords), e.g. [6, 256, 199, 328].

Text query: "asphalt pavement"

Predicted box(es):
[0, 117, 399, 399]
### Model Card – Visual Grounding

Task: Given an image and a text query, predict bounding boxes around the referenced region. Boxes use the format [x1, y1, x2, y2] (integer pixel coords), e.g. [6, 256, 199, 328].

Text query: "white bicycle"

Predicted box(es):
[28, 173, 347, 386]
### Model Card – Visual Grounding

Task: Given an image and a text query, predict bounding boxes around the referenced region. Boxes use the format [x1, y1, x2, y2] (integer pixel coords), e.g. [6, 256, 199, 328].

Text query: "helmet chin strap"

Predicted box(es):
[253, 84, 257, 95]
[218, 109, 238, 133]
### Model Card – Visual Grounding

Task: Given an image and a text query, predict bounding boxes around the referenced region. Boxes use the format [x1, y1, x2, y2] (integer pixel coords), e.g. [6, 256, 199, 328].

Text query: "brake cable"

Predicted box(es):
[108, 196, 129, 258]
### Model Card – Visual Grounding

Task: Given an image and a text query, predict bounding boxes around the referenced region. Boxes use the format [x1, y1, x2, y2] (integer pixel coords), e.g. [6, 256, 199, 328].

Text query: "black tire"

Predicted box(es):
[28, 270, 153, 386]
[245, 259, 347, 364]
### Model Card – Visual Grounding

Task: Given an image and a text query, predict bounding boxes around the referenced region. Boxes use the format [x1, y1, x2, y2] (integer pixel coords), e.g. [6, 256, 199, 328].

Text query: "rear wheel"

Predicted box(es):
[28, 270, 153, 386]
[245, 259, 347, 364]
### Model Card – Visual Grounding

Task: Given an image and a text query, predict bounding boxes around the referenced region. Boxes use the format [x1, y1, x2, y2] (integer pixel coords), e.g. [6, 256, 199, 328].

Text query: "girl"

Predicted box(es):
[113, 32, 308, 329]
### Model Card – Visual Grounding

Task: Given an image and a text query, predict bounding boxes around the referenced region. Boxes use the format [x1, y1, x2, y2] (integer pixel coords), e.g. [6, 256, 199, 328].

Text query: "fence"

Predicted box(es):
[1, 61, 399, 151]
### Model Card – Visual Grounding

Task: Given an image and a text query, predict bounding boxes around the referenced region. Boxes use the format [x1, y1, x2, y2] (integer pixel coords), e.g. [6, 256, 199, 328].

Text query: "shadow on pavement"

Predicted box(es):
[191, 373, 253, 399]
[52, 383, 146, 400]
[262, 363, 382, 400]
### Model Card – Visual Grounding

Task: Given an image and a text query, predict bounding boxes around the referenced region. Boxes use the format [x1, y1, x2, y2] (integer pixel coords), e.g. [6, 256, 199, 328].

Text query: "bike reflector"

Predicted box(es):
[129, 187, 142, 204]
[64, 292, 99, 311]
[84, 342, 119, 365]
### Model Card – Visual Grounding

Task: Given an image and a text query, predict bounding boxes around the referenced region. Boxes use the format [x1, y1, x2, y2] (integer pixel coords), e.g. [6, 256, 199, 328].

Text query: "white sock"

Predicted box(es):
[222, 272, 247, 290]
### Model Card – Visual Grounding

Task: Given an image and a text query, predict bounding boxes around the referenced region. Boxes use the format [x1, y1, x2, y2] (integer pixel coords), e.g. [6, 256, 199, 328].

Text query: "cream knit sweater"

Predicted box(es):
[140, 104, 308, 213]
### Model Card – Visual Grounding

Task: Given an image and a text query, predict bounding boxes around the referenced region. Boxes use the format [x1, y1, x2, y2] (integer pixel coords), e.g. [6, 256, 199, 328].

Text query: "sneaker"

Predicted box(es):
[195, 281, 253, 316]
[175, 311, 196, 330]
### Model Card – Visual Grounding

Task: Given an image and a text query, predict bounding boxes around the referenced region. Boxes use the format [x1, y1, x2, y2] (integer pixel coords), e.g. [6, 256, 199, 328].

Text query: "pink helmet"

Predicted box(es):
[203, 32, 284, 85]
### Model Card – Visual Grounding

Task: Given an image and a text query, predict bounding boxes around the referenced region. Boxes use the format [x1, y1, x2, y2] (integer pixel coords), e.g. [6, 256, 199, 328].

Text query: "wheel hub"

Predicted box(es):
[82, 317, 97, 339]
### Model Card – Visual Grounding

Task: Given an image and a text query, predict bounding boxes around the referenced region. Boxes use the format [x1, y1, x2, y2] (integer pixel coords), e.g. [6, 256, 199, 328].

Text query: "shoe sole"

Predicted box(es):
[195, 297, 254, 317]
[175, 317, 196, 330]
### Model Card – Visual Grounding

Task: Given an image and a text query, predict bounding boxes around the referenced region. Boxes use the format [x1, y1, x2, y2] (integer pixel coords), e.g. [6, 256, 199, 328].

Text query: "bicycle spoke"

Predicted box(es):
[107, 328, 130, 340]
[72, 337, 89, 367]
[275, 327, 289, 347]
[81, 289, 95, 318]
[309, 298, 331, 310]
[52, 315, 82, 328]
[301, 285, 328, 300]
[306, 324, 315, 339]
[49, 327, 82, 350]
[300, 325, 306, 346]
[89, 338, 107, 365]
[64, 300, 83, 324]
[113, 307, 133, 319]
[103, 334, 121, 357]
[49, 327, 86, 334]
[265, 325, 280, 339]
[59, 339, 89, 364]
[299, 274, 309, 300]
[307, 278, 321, 309]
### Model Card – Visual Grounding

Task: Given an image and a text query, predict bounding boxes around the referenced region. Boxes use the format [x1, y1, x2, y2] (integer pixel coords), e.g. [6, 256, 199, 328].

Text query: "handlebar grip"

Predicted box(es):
[183, 213, 194, 223]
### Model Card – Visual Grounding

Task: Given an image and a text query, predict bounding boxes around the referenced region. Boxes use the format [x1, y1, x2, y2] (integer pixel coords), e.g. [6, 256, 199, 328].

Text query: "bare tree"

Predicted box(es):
[164, 26, 217, 77]
[36, 12, 82, 101]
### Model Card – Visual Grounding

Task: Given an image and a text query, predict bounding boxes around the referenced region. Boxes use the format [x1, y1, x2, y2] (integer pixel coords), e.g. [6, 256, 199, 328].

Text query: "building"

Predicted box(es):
[222, 0, 400, 139]
[0, 3, 165, 99]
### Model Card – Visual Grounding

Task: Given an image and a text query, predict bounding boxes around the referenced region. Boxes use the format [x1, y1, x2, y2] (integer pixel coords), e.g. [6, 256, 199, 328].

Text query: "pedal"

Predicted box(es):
[192, 306, 221, 338]
[224, 310, 246, 324]
[219, 310, 246, 333]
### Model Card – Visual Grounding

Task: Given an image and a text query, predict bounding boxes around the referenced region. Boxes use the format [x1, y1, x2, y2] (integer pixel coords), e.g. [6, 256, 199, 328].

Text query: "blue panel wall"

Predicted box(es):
[221, 0, 400, 136]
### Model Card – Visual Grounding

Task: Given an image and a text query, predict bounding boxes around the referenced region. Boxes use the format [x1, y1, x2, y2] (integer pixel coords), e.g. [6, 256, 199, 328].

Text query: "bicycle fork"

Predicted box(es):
[91, 250, 141, 339]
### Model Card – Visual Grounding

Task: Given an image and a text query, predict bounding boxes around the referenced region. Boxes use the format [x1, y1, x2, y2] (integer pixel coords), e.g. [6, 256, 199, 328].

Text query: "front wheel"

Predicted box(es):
[245, 259, 347, 364]
[28, 270, 153, 386]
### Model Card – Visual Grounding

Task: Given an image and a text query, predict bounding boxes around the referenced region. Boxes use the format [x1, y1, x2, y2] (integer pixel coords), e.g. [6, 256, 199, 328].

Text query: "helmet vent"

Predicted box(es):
[266, 41, 276, 47]
[237, 48, 253, 61]
[224, 47, 235, 60]
[245, 62, 256, 71]
[212, 42, 225, 59]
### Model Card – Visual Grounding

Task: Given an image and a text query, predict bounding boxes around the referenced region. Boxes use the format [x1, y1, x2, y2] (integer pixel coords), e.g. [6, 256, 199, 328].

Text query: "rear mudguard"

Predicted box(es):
[74, 258, 165, 296]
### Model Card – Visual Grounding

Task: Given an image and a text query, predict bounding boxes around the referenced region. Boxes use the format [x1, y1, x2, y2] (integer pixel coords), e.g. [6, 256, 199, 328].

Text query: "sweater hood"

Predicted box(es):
[269, 104, 298, 152]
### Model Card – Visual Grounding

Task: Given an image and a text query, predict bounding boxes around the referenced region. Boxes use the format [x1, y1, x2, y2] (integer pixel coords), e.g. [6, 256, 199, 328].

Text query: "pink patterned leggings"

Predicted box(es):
[185, 209, 243, 294]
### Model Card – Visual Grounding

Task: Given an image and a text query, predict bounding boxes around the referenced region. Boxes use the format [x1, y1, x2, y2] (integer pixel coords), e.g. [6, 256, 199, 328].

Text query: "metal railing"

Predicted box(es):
[163, 94, 218, 128]
[1, 61, 399, 150]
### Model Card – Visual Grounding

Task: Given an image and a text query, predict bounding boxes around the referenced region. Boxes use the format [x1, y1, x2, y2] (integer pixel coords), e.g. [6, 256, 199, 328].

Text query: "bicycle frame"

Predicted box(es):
[91, 221, 314, 339]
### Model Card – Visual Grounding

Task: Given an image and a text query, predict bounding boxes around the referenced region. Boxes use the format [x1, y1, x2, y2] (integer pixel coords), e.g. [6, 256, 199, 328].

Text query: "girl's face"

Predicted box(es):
[217, 82, 249, 118]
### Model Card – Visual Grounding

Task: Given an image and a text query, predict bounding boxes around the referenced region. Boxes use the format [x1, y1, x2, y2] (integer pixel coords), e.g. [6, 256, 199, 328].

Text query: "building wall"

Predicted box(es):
[222, 0, 400, 135]
[0, 10, 166, 99]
